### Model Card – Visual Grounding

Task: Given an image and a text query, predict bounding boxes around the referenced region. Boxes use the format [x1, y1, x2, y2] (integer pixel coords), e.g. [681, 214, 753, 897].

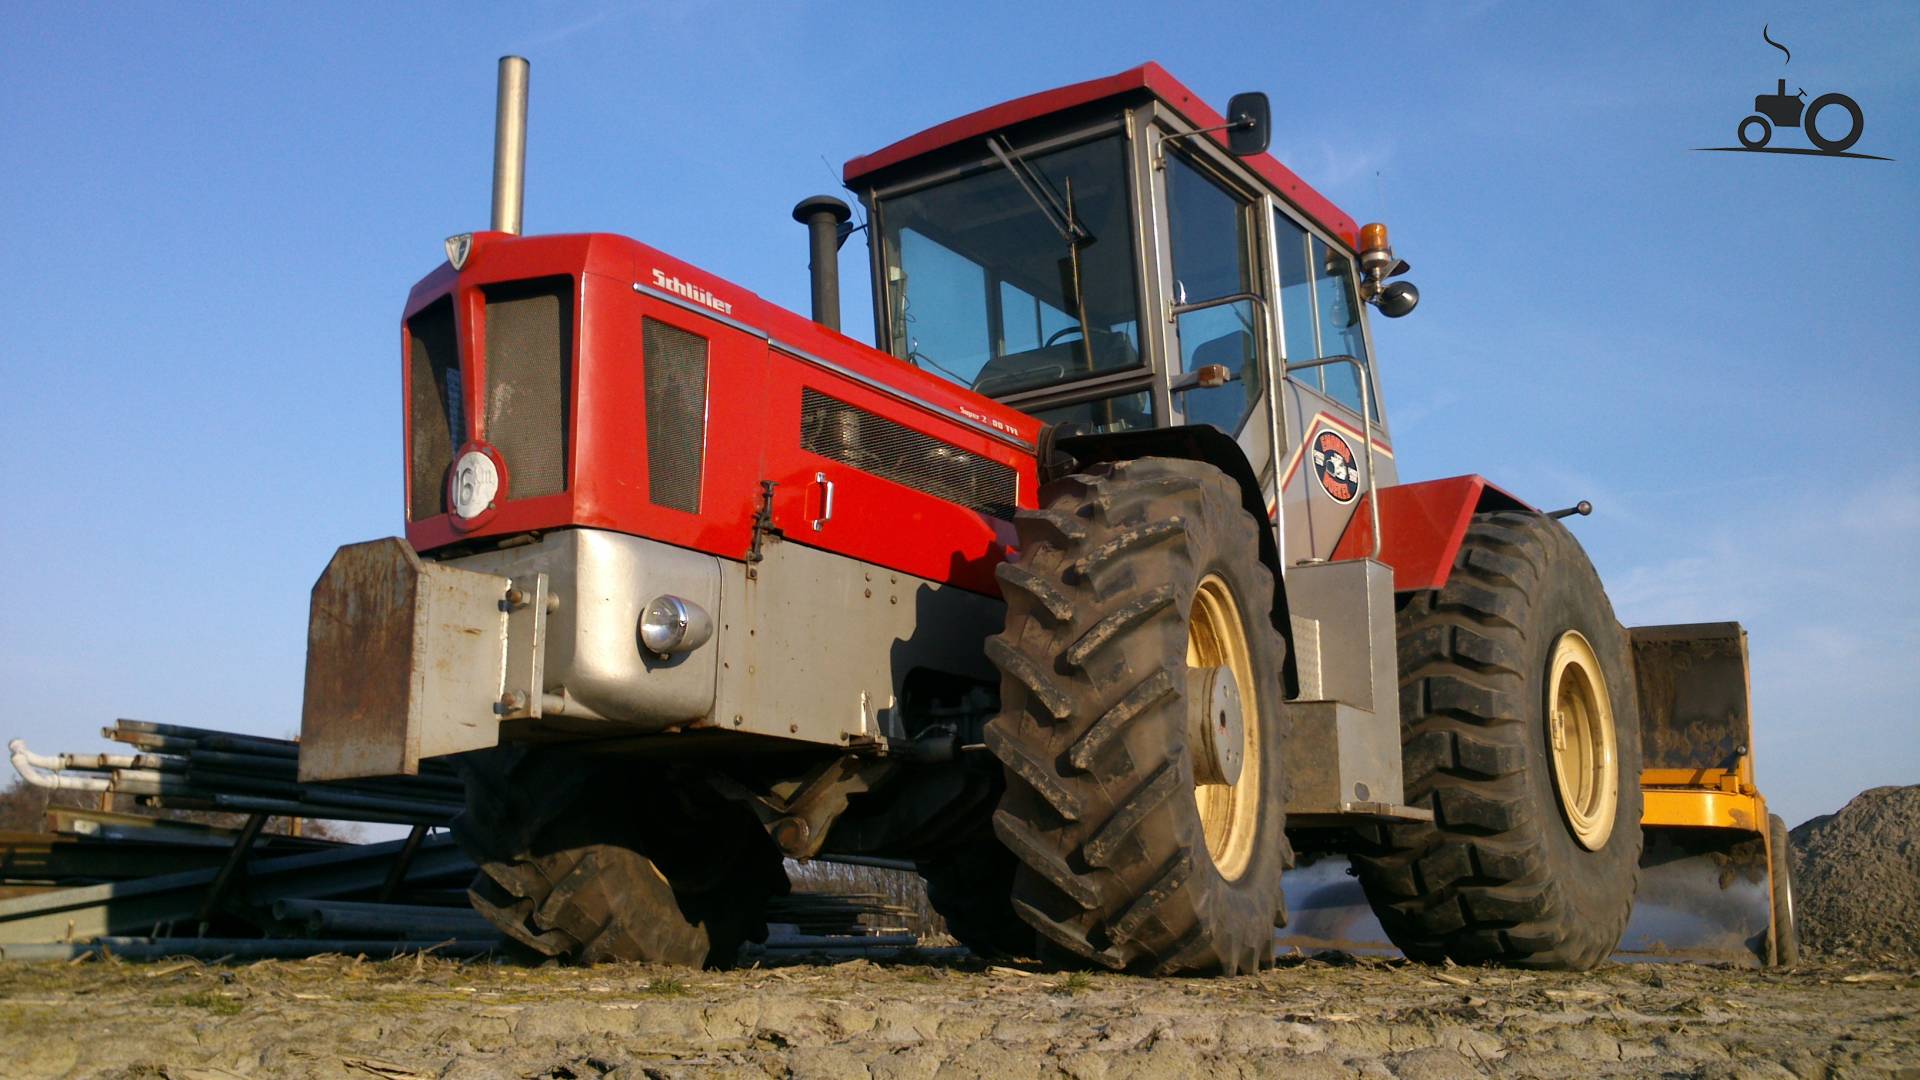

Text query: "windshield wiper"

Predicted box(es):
[985, 135, 1100, 376]
[986, 135, 1092, 245]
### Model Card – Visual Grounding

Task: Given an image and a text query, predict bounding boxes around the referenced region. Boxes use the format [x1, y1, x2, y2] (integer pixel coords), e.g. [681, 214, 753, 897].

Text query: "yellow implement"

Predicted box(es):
[1618, 623, 1794, 966]
[1280, 622, 1796, 966]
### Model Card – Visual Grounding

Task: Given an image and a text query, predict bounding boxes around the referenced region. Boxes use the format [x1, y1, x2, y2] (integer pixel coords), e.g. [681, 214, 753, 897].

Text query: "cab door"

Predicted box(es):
[1155, 148, 1274, 487]
[1270, 210, 1396, 564]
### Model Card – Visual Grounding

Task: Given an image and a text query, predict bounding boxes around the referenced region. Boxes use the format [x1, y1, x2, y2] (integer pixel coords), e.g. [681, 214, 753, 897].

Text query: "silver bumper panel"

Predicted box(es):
[299, 528, 1002, 780]
[299, 531, 721, 781]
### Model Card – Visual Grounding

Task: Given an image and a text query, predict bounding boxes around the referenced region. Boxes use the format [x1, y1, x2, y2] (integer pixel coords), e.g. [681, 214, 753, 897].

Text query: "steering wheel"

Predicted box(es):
[1044, 326, 1085, 348]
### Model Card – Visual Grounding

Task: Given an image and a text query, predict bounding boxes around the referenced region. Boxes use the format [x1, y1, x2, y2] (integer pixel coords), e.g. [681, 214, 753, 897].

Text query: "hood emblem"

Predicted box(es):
[444, 233, 474, 271]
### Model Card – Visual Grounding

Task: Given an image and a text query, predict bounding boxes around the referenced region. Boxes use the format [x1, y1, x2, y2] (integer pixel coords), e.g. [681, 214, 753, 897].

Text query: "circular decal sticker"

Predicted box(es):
[450, 449, 501, 519]
[1311, 429, 1360, 504]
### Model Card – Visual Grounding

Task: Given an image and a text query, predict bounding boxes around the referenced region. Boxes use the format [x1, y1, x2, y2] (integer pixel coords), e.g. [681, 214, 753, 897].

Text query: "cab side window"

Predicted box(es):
[1313, 239, 1370, 415]
[1276, 211, 1374, 418]
[1275, 212, 1318, 389]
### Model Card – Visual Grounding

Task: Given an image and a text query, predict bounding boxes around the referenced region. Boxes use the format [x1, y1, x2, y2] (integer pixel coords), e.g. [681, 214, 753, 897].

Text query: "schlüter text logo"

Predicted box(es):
[648, 268, 735, 315]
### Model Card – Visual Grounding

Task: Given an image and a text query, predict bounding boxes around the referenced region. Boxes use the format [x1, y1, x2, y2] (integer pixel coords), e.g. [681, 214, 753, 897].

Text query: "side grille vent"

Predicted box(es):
[407, 298, 462, 521]
[642, 318, 710, 513]
[484, 277, 573, 500]
[800, 388, 1017, 519]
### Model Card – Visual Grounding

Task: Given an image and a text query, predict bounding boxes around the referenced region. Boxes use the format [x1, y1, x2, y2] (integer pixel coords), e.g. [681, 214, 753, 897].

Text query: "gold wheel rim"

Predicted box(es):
[1188, 574, 1260, 880]
[1545, 630, 1619, 850]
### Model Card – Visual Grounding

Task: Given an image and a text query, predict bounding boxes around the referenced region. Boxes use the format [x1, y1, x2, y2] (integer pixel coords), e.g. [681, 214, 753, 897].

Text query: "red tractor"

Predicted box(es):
[301, 59, 1789, 973]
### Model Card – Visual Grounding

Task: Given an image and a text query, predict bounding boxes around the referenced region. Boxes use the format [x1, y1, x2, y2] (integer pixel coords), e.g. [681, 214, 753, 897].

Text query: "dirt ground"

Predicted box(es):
[2, 951, 1915, 1080]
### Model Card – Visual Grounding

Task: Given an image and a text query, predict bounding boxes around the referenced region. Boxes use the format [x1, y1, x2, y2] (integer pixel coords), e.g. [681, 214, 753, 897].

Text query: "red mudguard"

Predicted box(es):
[1328, 476, 1533, 593]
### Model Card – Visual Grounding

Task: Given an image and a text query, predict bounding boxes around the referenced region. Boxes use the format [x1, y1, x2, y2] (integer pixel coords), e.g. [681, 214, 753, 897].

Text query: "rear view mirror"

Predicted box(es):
[1374, 280, 1420, 318]
[1226, 92, 1270, 157]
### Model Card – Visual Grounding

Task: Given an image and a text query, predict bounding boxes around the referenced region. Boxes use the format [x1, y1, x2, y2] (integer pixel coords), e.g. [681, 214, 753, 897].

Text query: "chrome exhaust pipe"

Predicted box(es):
[491, 56, 530, 235]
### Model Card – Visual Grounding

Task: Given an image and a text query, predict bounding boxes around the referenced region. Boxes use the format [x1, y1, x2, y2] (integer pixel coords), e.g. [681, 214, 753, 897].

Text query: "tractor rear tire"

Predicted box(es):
[985, 457, 1290, 976]
[452, 749, 787, 967]
[1350, 511, 1643, 971]
[915, 832, 1034, 958]
[1805, 93, 1863, 153]
[1768, 812, 1800, 967]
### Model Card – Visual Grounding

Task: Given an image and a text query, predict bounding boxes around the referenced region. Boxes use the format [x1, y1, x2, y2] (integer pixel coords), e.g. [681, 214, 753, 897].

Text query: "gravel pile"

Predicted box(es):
[1789, 784, 1920, 962]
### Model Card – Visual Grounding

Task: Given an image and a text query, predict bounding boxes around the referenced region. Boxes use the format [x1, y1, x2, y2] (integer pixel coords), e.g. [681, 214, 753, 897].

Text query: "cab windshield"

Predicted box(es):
[876, 134, 1141, 399]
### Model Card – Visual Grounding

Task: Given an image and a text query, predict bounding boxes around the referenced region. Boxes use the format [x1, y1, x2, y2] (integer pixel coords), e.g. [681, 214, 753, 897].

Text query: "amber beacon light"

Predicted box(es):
[1357, 221, 1419, 318]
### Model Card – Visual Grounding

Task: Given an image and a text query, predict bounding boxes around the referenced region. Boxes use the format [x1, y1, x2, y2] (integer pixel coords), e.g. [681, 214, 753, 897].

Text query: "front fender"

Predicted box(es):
[1328, 475, 1533, 592]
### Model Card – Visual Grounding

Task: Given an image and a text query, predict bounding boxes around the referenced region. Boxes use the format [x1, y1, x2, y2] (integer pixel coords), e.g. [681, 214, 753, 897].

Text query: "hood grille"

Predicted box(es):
[483, 277, 573, 500]
[642, 318, 710, 513]
[406, 298, 462, 521]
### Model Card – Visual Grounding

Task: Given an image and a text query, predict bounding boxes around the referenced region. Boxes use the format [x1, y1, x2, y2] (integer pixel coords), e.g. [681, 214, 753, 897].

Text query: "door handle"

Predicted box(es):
[809, 472, 835, 531]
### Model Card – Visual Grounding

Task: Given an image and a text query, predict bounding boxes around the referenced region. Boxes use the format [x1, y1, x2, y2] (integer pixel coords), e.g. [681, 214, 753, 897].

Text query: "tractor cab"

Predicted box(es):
[843, 63, 1419, 565]
[835, 65, 1436, 841]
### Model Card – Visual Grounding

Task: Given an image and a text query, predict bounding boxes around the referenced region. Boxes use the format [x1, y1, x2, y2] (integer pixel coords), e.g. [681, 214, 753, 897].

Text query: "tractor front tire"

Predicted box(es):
[1351, 511, 1643, 971]
[985, 457, 1290, 975]
[453, 750, 787, 967]
[916, 831, 1034, 958]
[468, 839, 712, 964]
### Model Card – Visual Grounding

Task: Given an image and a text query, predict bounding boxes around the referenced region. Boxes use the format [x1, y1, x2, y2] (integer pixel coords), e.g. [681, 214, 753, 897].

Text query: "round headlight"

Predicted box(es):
[640, 595, 713, 656]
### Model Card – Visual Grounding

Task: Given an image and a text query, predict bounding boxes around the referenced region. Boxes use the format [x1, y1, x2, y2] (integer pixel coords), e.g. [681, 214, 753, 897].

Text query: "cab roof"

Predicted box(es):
[843, 62, 1361, 249]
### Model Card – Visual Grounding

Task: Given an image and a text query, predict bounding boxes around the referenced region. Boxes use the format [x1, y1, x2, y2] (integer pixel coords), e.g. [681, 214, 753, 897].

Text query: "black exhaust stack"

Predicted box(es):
[792, 195, 853, 332]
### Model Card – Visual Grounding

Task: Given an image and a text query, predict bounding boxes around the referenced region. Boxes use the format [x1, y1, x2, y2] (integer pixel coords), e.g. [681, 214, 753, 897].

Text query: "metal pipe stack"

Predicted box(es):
[10, 720, 465, 826]
[3, 720, 932, 962]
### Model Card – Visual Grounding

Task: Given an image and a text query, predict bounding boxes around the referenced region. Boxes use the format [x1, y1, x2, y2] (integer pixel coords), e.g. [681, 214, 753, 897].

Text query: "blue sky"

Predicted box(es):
[2, 2, 1914, 829]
